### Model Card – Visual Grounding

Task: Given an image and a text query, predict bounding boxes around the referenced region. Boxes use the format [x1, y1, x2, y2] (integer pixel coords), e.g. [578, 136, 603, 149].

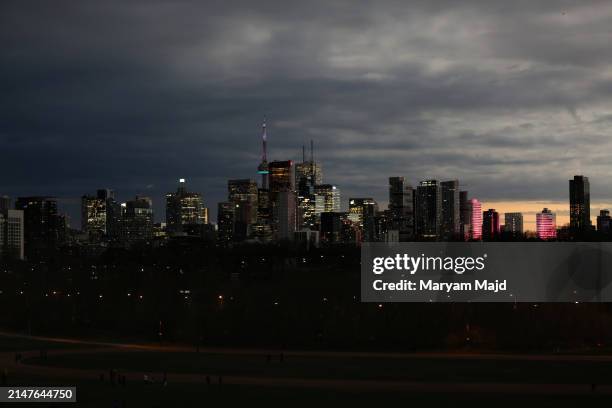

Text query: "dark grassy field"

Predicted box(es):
[20, 349, 612, 384]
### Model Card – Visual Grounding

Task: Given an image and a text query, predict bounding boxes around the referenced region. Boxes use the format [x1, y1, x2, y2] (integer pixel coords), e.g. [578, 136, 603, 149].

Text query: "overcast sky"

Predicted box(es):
[3, 1, 612, 227]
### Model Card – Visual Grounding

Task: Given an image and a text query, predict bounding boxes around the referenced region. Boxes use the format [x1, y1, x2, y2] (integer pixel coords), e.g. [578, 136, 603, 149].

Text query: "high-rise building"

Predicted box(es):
[504, 212, 524, 237]
[415, 180, 441, 240]
[482, 209, 500, 241]
[268, 161, 294, 200]
[217, 202, 235, 244]
[15, 197, 61, 259]
[227, 179, 258, 240]
[320, 212, 343, 244]
[277, 190, 297, 240]
[166, 179, 208, 235]
[597, 209, 611, 235]
[388, 177, 414, 241]
[459, 191, 471, 241]
[314, 184, 341, 214]
[348, 198, 378, 241]
[295, 141, 322, 197]
[536, 208, 557, 240]
[120, 196, 153, 244]
[0, 208, 24, 260]
[81, 189, 113, 240]
[569, 175, 591, 235]
[441, 180, 460, 239]
[469, 198, 482, 240]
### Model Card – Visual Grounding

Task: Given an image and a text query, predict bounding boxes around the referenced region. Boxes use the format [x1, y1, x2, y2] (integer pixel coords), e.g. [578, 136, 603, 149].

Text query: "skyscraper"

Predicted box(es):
[415, 180, 441, 240]
[459, 191, 471, 241]
[81, 189, 113, 240]
[217, 202, 235, 244]
[482, 209, 500, 241]
[441, 180, 460, 240]
[536, 208, 557, 240]
[120, 196, 153, 245]
[314, 184, 341, 214]
[504, 212, 524, 237]
[277, 190, 297, 240]
[227, 179, 258, 240]
[0, 207, 24, 260]
[166, 179, 208, 235]
[469, 198, 482, 240]
[569, 175, 590, 235]
[295, 141, 322, 197]
[348, 198, 378, 241]
[15, 197, 61, 259]
[388, 177, 414, 241]
[268, 160, 296, 239]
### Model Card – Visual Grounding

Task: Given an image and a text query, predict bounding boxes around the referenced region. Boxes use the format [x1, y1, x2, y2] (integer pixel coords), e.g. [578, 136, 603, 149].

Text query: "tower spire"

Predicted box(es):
[261, 119, 268, 162]
[257, 119, 270, 190]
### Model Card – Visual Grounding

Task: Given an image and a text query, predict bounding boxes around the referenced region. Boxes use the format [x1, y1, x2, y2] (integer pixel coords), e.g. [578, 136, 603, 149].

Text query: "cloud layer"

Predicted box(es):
[3, 1, 612, 224]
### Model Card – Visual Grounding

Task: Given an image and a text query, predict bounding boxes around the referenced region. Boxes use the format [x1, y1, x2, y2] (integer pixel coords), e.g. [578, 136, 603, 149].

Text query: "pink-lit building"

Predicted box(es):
[536, 208, 557, 240]
[469, 198, 482, 240]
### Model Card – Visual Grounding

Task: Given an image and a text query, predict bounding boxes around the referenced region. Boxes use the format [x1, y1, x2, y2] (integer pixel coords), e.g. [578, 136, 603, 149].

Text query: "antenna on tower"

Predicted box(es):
[302, 145, 305, 163]
[261, 119, 268, 162]
[310, 140, 314, 162]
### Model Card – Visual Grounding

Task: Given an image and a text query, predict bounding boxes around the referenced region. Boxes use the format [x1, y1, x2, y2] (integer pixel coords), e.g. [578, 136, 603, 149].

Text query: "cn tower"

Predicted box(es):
[256, 120, 269, 189]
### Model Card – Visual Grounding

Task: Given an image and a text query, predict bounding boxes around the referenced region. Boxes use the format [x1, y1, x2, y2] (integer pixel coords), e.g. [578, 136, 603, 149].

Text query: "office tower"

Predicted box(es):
[388, 177, 414, 241]
[569, 175, 591, 235]
[15, 197, 60, 259]
[217, 202, 235, 244]
[252, 188, 273, 241]
[314, 184, 341, 214]
[166, 179, 208, 235]
[536, 208, 557, 240]
[469, 198, 482, 240]
[268, 161, 294, 200]
[81, 189, 113, 241]
[277, 190, 297, 240]
[348, 198, 378, 241]
[415, 180, 441, 240]
[597, 209, 611, 235]
[256, 121, 270, 190]
[106, 195, 122, 242]
[226, 179, 258, 240]
[441, 180, 460, 239]
[459, 191, 471, 241]
[120, 196, 153, 244]
[0, 208, 24, 260]
[482, 209, 500, 241]
[504, 212, 524, 237]
[295, 141, 323, 197]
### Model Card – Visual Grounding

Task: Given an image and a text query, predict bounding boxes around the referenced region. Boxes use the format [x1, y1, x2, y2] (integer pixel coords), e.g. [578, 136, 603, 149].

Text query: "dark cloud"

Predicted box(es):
[3, 0, 612, 224]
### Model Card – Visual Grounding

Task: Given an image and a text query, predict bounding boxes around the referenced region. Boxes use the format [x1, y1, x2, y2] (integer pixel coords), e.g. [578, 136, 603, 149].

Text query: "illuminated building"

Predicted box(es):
[504, 212, 524, 237]
[295, 141, 322, 197]
[536, 208, 557, 240]
[441, 180, 460, 240]
[0, 207, 24, 260]
[415, 180, 441, 240]
[569, 175, 591, 235]
[120, 196, 153, 244]
[314, 184, 340, 214]
[166, 179, 208, 236]
[469, 198, 482, 240]
[81, 189, 113, 241]
[217, 202, 235, 244]
[388, 177, 414, 241]
[227, 179, 258, 240]
[482, 208, 500, 241]
[348, 198, 378, 241]
[268, 160, 294, 201]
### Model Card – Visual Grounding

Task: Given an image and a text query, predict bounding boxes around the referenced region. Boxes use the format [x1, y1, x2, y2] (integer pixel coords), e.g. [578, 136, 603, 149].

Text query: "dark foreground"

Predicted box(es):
[2, 333, 612, 407]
